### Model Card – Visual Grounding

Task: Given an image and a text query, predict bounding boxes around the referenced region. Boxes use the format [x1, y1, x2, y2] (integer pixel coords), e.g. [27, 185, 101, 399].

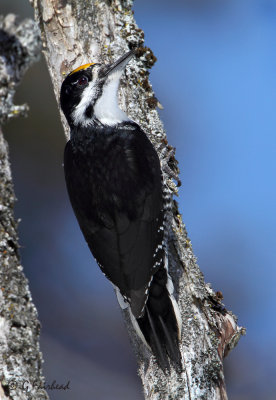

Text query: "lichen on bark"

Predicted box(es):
[0, 14, 48, 400]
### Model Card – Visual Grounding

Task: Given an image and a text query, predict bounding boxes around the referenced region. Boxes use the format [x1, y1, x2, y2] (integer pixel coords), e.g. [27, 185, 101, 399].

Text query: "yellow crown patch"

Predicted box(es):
[69, 63, 96, 75]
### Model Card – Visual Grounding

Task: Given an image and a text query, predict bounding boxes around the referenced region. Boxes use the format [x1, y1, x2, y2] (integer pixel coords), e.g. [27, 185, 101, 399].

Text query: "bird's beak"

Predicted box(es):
[102, 50, 135, 78]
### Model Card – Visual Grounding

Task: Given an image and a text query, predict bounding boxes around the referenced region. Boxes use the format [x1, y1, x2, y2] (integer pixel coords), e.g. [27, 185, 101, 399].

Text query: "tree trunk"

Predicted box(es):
[31, 1, 246, 399]
[0, 14, 49, 400]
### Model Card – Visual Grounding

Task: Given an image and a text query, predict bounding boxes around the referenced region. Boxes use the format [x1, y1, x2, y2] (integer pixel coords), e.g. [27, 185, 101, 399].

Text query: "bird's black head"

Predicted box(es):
[60, 50, 135, 129]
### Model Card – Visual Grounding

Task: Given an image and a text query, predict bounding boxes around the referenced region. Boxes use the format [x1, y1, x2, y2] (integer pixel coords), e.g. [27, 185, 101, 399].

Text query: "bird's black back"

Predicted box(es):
[64, 122, 164, 318]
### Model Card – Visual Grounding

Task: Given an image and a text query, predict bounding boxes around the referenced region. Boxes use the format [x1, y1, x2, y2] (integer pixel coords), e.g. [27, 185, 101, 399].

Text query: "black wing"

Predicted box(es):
[64, 125, 164, 317]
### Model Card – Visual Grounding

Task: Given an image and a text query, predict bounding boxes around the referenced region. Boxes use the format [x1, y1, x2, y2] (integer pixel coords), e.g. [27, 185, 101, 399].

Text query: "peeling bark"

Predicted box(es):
[0, 14, 48, 400]
[31, 1, 246, 399]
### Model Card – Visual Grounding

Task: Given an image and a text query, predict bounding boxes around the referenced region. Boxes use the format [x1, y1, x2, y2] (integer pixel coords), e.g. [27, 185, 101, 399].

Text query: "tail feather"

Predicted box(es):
[158, 315, 181, 369]
[146, 307, 170, 371]
[134, 266, 182, 372]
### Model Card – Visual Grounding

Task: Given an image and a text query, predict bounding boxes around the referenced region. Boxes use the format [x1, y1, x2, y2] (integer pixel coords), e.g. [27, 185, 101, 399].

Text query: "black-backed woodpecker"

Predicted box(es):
[60, 50, 182, 371]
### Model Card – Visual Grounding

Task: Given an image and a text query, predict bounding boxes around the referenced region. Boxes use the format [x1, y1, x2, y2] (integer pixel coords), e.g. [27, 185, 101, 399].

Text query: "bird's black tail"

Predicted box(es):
[135, 266, 182, 372]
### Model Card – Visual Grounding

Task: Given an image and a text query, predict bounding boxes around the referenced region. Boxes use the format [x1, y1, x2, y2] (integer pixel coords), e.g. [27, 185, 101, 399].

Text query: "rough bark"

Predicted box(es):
[0, 14, 49, 400]
[31, 1, 246, 399]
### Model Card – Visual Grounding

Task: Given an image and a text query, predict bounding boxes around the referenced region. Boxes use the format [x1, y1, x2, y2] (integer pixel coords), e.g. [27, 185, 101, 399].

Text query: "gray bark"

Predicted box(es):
[0, 14, 49, 400]
[31, 1, 246, 399]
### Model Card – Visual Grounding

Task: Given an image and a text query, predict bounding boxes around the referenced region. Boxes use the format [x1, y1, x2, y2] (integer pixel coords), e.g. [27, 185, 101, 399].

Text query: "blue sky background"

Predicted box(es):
[1, 0, 276, 399]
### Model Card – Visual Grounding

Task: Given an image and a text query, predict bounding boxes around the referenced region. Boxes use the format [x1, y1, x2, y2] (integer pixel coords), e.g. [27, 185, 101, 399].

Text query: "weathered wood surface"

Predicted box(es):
[0, 14, 48, 400]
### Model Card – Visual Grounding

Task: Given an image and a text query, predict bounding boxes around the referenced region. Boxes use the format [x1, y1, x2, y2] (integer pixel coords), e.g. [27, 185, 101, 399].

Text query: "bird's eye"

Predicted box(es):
[77, 76, 88, 85]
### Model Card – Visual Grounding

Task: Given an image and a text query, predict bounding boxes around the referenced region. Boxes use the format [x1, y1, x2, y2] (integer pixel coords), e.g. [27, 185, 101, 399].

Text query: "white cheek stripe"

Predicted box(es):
[72, 81, 97, 126]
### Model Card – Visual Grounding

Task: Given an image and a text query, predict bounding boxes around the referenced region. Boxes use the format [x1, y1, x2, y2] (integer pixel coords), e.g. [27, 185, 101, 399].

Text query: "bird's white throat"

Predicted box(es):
[94, 72, 129, 126]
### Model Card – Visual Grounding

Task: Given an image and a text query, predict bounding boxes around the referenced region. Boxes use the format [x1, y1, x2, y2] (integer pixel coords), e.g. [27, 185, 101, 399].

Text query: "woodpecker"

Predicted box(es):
[60, 50, 182, 371]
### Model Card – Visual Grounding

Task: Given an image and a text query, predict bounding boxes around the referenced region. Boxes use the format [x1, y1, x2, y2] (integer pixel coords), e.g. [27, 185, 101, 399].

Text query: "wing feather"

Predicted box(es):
[64, 125, 164, 317]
